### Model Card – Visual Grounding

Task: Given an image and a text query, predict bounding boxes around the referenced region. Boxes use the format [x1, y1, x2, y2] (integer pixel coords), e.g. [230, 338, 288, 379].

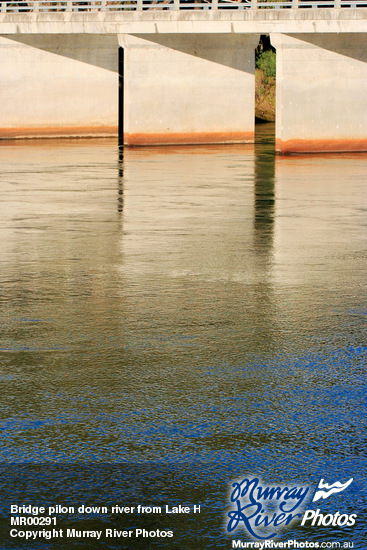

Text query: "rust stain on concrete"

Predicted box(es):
[124, 131, 255, 146]
[0, 126, 118, 139]
[276, 138, 367, 154]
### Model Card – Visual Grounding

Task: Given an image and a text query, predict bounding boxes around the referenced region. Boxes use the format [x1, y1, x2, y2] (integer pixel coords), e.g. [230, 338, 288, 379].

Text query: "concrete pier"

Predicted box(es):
[0, 35, 118, 139]
[272, 33, 367, 153]
[120, 34, 259, 146]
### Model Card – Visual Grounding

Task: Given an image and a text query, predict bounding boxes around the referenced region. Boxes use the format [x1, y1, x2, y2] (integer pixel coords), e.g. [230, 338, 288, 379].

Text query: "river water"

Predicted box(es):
[0, 125, 366, 548]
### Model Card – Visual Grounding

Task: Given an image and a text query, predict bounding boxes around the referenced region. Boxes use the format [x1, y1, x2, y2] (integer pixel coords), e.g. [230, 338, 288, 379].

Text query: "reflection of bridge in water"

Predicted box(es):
[0, 3, 366, 152]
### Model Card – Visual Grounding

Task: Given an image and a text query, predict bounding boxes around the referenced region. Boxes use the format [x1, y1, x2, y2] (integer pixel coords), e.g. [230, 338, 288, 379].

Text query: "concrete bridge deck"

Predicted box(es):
[1, 9, 366, 34]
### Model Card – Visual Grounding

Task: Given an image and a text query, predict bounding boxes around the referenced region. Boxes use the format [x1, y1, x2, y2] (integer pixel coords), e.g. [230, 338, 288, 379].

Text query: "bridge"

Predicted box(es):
[0, 3, 366, 152]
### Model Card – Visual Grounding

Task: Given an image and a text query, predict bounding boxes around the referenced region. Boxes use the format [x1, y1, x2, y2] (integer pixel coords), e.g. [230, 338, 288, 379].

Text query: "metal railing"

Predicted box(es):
[1, 0, 367, 12]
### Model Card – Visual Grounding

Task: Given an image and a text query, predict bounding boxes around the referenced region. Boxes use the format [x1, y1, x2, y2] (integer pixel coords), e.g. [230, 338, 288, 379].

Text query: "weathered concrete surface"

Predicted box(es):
[120, 33, 258, 146]
[1, 10, 367, 35]
[0, 12, 366, 147]
[0, 35, 118, 139]
[272, 33, 367, 153]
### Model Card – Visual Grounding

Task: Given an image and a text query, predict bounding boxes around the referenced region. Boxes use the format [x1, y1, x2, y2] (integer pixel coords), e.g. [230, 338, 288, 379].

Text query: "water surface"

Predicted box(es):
[0, 126, 366, 548]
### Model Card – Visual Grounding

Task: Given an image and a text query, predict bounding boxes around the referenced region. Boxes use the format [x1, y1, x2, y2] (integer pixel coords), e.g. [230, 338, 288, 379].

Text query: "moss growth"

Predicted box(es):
[256, 50, 276, 80]
[255, 49, 276, 122]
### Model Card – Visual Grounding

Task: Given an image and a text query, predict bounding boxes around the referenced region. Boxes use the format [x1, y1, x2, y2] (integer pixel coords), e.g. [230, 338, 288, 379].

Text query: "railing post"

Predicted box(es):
[212, 0, 218, 10]
[334, 0, 341, 7]
[101, 0, 107, 10]
[173, 0, 179, 10]
[66, 0, 72, 11]
[137, 0, 143, 9]
[292, 0, 299, 7]
[34, 1, 39, 11]
[251, 0, 257, 8]
[1, 2, 7, 12]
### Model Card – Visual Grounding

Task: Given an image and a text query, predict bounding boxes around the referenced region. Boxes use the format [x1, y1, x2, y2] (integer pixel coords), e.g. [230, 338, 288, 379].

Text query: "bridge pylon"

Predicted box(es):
[119, 33, 259, 146]
[271, 33, 367, 153]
